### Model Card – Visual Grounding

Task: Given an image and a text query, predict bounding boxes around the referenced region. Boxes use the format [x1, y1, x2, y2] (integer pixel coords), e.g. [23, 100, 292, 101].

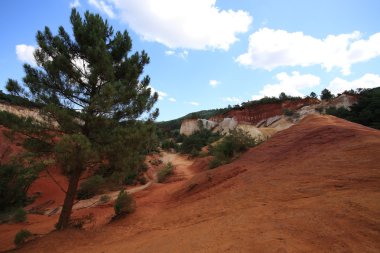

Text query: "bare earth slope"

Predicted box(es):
[14, 115, 380, 253]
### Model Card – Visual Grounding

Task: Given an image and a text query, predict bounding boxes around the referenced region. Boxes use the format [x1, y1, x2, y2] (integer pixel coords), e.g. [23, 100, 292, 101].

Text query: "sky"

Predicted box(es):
[0, 0, 379, 121]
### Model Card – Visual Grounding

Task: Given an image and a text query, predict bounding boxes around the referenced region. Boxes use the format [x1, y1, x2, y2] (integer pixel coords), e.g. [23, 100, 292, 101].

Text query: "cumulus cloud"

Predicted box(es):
[188, 101, 200, 106]
[70, 0, 80, 8]
[16, 44, 36, 66]
[109, 0, 252, 50]
[327, 73, 380, 94]
[237, 28, 380, 75]
[252, 71, 320, 100]
[209, 79, 220, 88]
[88, 0, 115, 18]
[165, 50, 189, 59]
[222, 97, 241, 103]
[168, 97, 176, 102]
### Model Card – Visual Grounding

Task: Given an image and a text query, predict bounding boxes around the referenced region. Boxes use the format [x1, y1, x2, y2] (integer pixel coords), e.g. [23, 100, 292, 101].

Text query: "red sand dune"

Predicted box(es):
[5, 115, 380, 252]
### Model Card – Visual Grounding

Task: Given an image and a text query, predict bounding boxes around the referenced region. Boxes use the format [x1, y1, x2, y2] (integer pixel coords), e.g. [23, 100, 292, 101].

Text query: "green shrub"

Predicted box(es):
[114, 190, 135, 215]
[12, 208, 27, 223]
[0, 162, 40, 211]
[124, 170, 138, 185]
[14, 229, 32, 246]
[180, 128, 221, 155]
[99, 195, 111, 204]
[157, 162, 174, 183]
[138, 176, 147, 185]
[283, 108, 294, 116]
[77, 175, 105, 200]
[208, 158, 223, 169]
[161, 139, 178, 151]
[210, 129, 256, 169]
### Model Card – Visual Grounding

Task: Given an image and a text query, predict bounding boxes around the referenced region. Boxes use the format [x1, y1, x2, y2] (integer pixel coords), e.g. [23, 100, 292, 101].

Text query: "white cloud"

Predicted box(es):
[222, 97, 241, 103]
[165, 50, 175, 56]
[70, 0, 81, 8]
[188, 101, 200, 106]
[165, 50, 188, 59]
[88, 0, 115, 18]
[252, 71, 320, 100]
[16, 44, 36, 66]
[327, 73, 380, 94]
[150, 86, 168, 100]
[109, 0, 252, 50]
[209, 79, 220, 88]
[168, 97, 176, 102]
[237, 28, 380, 75]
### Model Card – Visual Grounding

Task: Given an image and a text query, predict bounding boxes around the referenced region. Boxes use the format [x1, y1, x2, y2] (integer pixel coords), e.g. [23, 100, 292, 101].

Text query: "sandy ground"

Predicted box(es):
[3, 115, 380, 252]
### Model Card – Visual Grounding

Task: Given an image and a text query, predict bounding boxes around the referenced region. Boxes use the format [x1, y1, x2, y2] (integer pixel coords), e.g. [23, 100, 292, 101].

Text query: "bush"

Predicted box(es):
[12, 208, 27, 223]
[161, 139, 178, 151]
[0, 162, 40, 211]
[114, 190, 135, 215]
[14, 229, 32, 246]
[210, 129, 256, 169]
[99, 195, 111, 204]
[208, 158, 223, 169]
[157, 162, 174, 183]
[77, 175, 105, 200]
[138, 176, 147, 185]
[180, 128, 221, 155]
[283, 108, 294, 116]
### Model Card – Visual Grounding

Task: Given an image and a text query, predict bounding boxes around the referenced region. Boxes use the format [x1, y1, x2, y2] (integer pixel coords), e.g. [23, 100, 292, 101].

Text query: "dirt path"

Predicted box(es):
[73, 151, 194, 210]
[160, 151, 194, 179]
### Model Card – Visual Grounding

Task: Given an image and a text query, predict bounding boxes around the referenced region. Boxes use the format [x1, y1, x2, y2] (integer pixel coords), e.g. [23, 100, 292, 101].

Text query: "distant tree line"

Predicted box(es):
[326, 87, 380, 129]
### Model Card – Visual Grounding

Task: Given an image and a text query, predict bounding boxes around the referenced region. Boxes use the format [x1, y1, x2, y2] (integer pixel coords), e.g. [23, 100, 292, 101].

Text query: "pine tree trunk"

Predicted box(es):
[56, 167, 82, 230]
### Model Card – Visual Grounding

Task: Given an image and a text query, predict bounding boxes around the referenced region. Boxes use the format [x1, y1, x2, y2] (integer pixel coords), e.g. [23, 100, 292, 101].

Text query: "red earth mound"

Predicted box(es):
[9, 115, 380, 252]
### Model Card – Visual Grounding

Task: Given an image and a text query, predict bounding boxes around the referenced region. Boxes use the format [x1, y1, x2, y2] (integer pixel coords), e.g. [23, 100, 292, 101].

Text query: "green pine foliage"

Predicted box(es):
[6, 8, 158, 229]
[0, 162, 41, 211]
[320, 88, 334, 100]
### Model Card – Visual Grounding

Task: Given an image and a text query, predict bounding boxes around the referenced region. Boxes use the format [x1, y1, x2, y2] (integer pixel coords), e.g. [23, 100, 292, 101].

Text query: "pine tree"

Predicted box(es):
[320, 88, 334, 100]
[7, 9, 158, 229]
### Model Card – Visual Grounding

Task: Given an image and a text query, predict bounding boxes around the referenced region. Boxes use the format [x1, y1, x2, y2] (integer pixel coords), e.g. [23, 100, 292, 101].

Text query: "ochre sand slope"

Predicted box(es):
[13, 115, 380, 253]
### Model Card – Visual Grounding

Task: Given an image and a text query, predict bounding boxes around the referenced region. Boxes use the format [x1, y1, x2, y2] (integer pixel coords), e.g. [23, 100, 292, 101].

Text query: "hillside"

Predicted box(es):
[13, 114, 380, 253]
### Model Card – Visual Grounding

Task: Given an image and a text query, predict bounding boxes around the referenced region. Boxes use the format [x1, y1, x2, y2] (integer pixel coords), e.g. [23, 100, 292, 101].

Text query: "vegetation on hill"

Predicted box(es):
[240, 93, 304, 109]
[0, 90, 41, 109]
[156, 108, 228, 138]
[209, 129, 257, 169]
[326, 87, 380, 129]
[179, 128, 221, 156]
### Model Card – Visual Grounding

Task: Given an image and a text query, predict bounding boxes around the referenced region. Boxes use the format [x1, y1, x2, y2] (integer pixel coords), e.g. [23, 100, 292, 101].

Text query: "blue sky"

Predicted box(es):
[1, 0, 379, 121]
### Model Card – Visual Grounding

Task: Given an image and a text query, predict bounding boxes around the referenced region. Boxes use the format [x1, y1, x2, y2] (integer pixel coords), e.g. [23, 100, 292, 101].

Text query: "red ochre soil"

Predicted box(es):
[210, 98, 320, 125]
[3, 114, 380, 253]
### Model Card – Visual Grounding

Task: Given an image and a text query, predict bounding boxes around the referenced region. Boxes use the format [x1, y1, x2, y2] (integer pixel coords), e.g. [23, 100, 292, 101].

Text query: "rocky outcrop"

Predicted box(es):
[326, 94, 357, 109]
[0, 103, 46, 123]
[214, 118, 238, 134]
[179, 119, 217, 136]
